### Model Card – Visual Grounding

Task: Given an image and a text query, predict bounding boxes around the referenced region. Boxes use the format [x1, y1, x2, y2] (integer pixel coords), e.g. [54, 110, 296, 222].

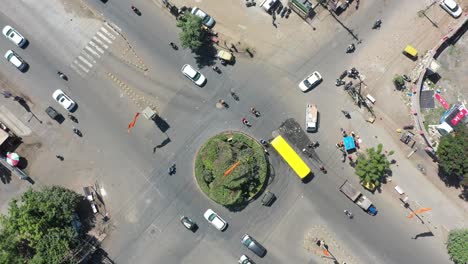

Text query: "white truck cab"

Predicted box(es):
[261, 0, 279, 12]
[306, 104, 318, 132]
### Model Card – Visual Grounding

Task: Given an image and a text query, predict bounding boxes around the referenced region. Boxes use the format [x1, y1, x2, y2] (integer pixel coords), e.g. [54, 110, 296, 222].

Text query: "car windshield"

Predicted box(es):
[244, 237, 252, 245]
[202, 16, 211, 24]
[448, 4, 459, 11]
[193, 72, 201, 81]
[303, 80, 311, 88]
[208, 213, 216, 221]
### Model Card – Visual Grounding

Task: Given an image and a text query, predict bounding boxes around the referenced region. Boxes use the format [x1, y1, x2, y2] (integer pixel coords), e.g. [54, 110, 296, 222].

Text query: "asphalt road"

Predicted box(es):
[0, 0, 453, 263]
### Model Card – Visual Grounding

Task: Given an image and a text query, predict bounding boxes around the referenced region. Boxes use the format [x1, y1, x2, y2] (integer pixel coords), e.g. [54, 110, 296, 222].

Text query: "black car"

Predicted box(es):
[241, 234, 266, 257]
[180, 216, 197, 232]
[45, 106, 60, 120]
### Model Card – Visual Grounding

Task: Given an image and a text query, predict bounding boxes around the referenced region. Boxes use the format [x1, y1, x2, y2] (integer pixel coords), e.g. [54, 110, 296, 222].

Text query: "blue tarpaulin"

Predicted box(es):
[343, 136, 356, 151]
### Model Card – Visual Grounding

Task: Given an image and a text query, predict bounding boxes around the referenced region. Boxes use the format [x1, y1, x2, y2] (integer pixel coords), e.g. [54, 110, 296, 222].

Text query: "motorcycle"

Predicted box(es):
[57, 71, 68, 81]
[218, 99, 228, 108]
[168, 164, 176, 175]
[72, 128, 82, 137]
[344, 81, 353, 90]
[346, 44, 355, 53]
[372, 19, 382, 29]
[250, 107, 260, 117]
[344, 209, 353, 219]
[260, 139, 269, 147]
[131, 5, 142, 16]
[339, 70, 347, 80]
[336, 79, 345, 86]
[242, 117, 251, 127]
[212, 66, 221, 73]
[170, 42, 178, 50]
[231, 92, 239, 101]
[319, 165, 327, 174]
[280, 6, 288, 17]
[68, 114, 78, 123]
[341, 110, 351, 119]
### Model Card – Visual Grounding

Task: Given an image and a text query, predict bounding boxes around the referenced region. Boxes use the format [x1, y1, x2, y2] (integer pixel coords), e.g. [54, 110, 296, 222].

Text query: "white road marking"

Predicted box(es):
[78, 55, 93, 68]
[100, 27, 116, 40]
[89, 41, 105, 53]
[93, 36, 109, 49]
[73, 60, 90, 73]
[82, 52, 97, 65]
[96, 31, 112, 44]
[85, 45, 101, 58]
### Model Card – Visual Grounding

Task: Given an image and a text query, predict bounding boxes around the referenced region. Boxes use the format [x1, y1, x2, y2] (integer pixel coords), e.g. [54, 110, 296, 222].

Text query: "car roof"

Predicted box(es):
[2, 25, 12, 36]
[443, 0, 457, 8]
[182, 64, 197, 78]
[52, 89, 64, 99]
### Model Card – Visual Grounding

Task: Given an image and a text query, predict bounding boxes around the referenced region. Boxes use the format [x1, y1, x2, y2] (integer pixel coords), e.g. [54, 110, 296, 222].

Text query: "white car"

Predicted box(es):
[239, 255, 254, 264]
[191, 7, 215, 28]
[298, 71, 322, 92]
[4, 50, 27, 71]
[2, 26, 27, 48]
[52, 89, 76, 111]
[181, 64, 206, 86]
[203, 209, 227, 231]
[440, 0, 462, 18]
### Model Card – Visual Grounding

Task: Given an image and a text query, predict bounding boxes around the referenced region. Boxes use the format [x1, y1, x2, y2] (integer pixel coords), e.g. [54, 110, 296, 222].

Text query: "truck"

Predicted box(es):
[339, 180, 378, 215]
[305, 104, 318, 132]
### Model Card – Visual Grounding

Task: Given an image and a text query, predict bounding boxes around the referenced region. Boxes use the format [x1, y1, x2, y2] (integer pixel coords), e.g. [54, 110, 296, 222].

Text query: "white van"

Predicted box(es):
[306, 104, 318, 132]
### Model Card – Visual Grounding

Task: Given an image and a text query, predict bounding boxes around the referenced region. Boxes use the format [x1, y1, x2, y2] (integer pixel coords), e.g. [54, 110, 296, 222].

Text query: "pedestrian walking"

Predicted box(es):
[56, 155, 64, 161]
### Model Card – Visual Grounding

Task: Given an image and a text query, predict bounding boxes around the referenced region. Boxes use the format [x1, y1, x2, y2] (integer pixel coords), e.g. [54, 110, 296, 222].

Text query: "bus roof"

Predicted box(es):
[271, 135, 311, 179]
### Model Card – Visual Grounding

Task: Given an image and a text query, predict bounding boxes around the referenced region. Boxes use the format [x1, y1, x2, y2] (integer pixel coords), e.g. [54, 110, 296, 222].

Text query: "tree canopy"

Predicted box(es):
[354, 144, 391, 186]
[176, 13, 207, 51]
[0, 186, 82, 264]
[437, 126, 468, 185]
[195, 133, 268, 210]
[447, 229, 468, 264]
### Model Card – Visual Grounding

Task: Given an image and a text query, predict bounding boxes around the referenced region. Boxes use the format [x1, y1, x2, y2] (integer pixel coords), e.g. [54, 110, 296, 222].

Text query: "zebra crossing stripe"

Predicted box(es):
[100, 27, 116, 40]
[106, 22, 121, 32]
[89, 41, 105, 54]
[70, 64, 83, 75]
[78, 55, 93, 68]
[96, 31, 112, 44]
[93, 36, 109, 49]
[73, 60, 90, 73]
[81, 51, 97, 64]
[85, 45, 101, 58]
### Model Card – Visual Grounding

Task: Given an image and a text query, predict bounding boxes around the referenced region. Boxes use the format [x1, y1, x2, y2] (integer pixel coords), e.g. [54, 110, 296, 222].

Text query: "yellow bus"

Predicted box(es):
[270, 135, 311, 179]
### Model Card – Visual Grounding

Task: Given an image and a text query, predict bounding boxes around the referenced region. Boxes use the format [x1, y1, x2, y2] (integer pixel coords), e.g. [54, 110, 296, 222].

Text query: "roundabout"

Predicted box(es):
[194, 132, 268, 210]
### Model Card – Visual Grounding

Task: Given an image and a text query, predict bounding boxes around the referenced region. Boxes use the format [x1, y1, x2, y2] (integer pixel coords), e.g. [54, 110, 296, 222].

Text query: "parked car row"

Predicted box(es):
[2, 25, 29, 72]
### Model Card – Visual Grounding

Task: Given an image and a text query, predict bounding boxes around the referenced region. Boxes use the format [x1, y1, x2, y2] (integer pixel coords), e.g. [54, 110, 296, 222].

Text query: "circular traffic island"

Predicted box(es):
[195, 132, 268, 210]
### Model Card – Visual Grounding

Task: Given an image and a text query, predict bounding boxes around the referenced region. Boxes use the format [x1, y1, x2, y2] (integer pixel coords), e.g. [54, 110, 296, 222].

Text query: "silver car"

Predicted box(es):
[191, 7, 215, 28]
[241, 234, 266, 257]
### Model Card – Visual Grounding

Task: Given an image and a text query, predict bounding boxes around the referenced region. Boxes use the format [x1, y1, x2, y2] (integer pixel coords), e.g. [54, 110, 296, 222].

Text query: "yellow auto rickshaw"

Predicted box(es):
[403, 45, 418, 60]
[217, 49, 234, 65]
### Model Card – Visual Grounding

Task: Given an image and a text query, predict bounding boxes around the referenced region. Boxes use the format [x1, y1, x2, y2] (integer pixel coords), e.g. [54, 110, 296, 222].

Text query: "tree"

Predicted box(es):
[437, 126, 468, 183]
[0, 186, 81, 264]
[393, 75, 405, 90]
[176, 13, 207, 51]
[354, 144, 391, 186]
[447, 229, 468, 264]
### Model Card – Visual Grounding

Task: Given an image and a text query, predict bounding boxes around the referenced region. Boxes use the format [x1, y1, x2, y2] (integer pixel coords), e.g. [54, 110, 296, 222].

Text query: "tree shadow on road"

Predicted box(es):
[193, 43, 218, 68]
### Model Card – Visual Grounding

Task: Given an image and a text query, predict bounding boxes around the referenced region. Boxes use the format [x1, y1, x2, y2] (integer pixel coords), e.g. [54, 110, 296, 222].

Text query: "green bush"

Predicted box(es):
[195, 133, 268, 208]
[447, 229, 468, 264]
